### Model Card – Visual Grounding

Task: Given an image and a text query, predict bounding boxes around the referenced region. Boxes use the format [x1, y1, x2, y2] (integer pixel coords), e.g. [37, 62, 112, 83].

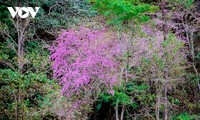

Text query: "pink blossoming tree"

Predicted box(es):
[50, 27, 121, 96]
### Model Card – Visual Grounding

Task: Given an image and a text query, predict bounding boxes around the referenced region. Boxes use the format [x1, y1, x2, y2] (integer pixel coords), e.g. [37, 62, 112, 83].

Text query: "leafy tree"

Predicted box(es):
[90, 1, 158, 119]
[90, 0, 158, 27]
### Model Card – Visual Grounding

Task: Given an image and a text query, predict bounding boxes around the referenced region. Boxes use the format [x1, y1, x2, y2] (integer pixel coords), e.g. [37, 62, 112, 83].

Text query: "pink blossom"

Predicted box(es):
[50, 27, 121, 96]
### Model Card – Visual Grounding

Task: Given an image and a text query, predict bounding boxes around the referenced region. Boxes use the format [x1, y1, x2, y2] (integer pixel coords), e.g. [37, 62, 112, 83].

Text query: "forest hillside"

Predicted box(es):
[0, 0, 200, 120]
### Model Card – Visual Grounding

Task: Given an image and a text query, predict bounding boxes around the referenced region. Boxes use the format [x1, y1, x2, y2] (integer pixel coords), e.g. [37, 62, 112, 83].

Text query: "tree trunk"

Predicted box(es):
[161, 1, 168, 119]
[115, 101, 119, 120]
[164, 78, 168, 120]
[156, 82, 161, 120]
[120, 105, 125, 120]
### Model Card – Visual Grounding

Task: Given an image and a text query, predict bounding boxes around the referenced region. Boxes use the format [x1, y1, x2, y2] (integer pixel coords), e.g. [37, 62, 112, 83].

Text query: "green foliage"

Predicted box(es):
[96, 81, 154, 112]
[0, 68, 59, 119]
[168, 0, 195, 8]
[172, 98, 180, 105]
[139, 33, 185, 80]
[195, 52, 200, 60]
[0, 5, 12, 26]
[90, 0, 158, 27]
[177, 113, 191, 120]
[24, 41, 50, 73]
[0, 42, 15, 60]
[97, 85, 137, 110]
[172, 112, 200, 120]
[0, 40, 60, 119]
[35, 0, 95, 31]
[186, 73, 199, 85]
